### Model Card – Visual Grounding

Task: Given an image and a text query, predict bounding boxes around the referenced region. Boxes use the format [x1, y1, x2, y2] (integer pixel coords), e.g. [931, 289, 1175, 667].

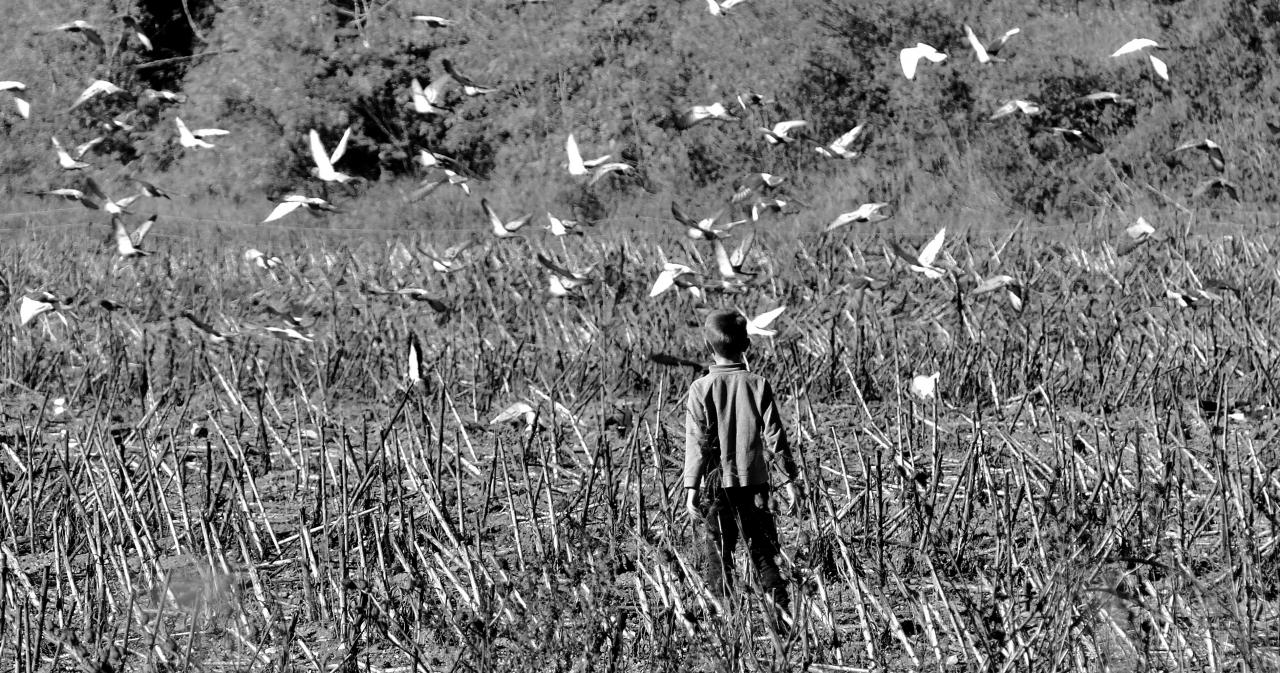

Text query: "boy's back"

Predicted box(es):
[683, 363, 796, 489]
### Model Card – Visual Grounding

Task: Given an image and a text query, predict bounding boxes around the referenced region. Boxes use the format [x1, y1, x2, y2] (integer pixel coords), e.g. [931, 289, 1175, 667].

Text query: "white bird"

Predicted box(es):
[121, 16, 152, 50]
[482, 199, 532, 238]
[111, 216, 149, 258]
[676, 102, 736, 130]
[712, 235, 756, 284]
[263, 326, 314, 343]
[964, 25, 1020, 63]
[420, 240, 474, 273]
[50, 137, 90, 170]
[815, 123, 867, 159]
[705, 0, 750, 15]
[649, 263, 703, 300]
[41, 20, 103, 48]
[27, 187, 100, 209]
[890, 227, 948, 279]
[1074, 91, 1134, 106]
[1, 81, 29, 119]
[565, 133, 619, 176]
[546, 213, 584, 236]
[442, 59, 500, 96]
[746, 306, 785, 337]
[538, 253, 595, 291]
[19, 296, 56, 326]
[262, 195, 338, 222]
[491, 401, 537, 427]
[410, 15, 453, 27]
[672, 202, 742, 240]
[309, 127, 353, 183]
[408, 76, 451, 115]
[175, 117, 228, 149]
[990, 99, 1042, 119]
[83, 177, 142, 214]
[406, 334, 424, 386]
[759, 120, 807, 144]
[910, 372, 939, 400]
[1111, 39, 1168, 81]
[826, 203, 890, 231]
[1170, 138, 1225, 172]
[900, 43, 947, 80]
[181, 311, 231, 344]
[130, 215, 157, 247]
[69, 80, 125, 111]
[244, 249, 283, 269]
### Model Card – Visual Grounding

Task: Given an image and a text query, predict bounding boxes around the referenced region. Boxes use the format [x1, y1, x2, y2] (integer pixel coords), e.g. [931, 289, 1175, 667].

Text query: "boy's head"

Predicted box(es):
[704, 309, 750, 360]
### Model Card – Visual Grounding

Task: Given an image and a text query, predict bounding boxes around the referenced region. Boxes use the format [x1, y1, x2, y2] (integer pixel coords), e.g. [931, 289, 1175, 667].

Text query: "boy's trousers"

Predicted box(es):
[697, 484, 788, 607]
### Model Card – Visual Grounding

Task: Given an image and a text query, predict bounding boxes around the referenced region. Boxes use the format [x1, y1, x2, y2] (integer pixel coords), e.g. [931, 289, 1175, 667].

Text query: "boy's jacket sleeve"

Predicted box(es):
[683, 388, 708, 488]
[761, 381, 798, 481]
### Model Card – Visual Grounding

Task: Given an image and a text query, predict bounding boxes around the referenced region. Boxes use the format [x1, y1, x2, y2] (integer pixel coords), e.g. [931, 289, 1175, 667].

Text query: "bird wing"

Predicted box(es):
[491, 401, 535, 425]
[407, 333, 423, 383]
[826, 212, 854, 231]
[751, 306, 786, 330]
[111, 216, 137, 256]
[190, 128, 229, 138]
[329, 126, 351, 164]
[441, 59, 476, 87]
[131, 215, 156, 246]
[730, 229, 754, 268]
[987, 27, 1020, 54]
[990, 100, 1018, 119]
[565, 133, 584, 174]
[670, 201, 696, 227]
[1148, 54, 1169, 81]
[73, 137, 103, 159]
[964, 25, 990, 63]
[772, 120, 807, 135]
[1112, 38, 1157, 57]
[309, 129, 334, 175]
[917, 227, 947, 267]
[263, 201, 304, 223]
[831, 124, 864, 150]
[649, 269, 677, 297]
[424, 75, 452, 105]
[174, 117, 193, 141]
[13, 97, 30, 118]
[900, 46, 921, 79]
[481, 199, 507, 235]
[537, 253, 575, 279]
[712, 241, 736, 278]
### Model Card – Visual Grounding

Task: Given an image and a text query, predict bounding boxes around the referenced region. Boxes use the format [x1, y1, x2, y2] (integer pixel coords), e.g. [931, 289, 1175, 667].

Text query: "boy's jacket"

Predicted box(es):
[684, 362, 798, 488]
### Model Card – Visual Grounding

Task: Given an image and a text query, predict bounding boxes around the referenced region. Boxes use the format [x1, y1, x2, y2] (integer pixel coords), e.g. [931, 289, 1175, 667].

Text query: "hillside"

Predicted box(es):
[5, 0, 1280, 232]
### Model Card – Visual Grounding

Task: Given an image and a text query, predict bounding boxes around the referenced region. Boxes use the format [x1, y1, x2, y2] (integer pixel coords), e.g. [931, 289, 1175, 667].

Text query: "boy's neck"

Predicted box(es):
[711, 354, 746, 367]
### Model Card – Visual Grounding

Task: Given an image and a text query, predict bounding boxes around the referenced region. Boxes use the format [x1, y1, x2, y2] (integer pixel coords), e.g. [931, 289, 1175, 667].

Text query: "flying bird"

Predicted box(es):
[69, 80, 125, 111]
[900, 43, 947, 80]
[27, 187, 100, 209]
[419, 240, 474, 273]
[262, 195, 339, 222]
[121, 16, 152, 50]
[990, 99, 1042, 119]
[746, 306, 785, 337]
[964, 25, 1020, 63]
[826, 203, 890, 231]
[1110, 39, 1168, 81]
[0, 81, 29, 119]
[180, 311, 231, 344]
[243, 249, 283, 269]
[19, 296, 56, 326]
[1116, 217, 1155, 256]
[442, 59, 499, 96]
[564, 133, 611, 176]
[546, 213, 585, 236]
[110, 216, 149, 258]
[309, 127, 353, 183]
[1193, 177, 1240, 202]
[731, 173, 785, 203]
[712, 232, 757, 284]
[758, 120, 807, 144]
[1050, 127, 1104, 154]
[407, 334, 425, 386]
[1074, 91, 1134, 106]
[131, 178, 178, 199]
[910, 372, 939, 400]
[890, 227, 948, 279]
[410, 15, 453, 27]
[671, 202, 741, 240]
[705, 0, 750, 15]
[676, 102, 736, 130]
[1169, 138, 1225, 172]
[815, 124, 867, 159]
[408, 76, 452, 115]
[83, 177, 142, 214]
[649, 263, 703, 300]
[537, 253, 595, 290]
[39, 20, 104, 48]
[175, 117, 229, 149]
[50, 137, 90, 170]
[481, 199, 532, 238]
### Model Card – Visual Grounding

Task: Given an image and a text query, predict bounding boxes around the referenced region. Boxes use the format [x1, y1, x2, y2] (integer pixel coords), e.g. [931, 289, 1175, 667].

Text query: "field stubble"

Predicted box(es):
[0, 203, 1278, 672]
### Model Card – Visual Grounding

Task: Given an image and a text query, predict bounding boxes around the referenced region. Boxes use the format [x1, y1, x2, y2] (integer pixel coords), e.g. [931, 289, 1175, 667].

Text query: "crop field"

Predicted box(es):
[2, 202, 1278, 672]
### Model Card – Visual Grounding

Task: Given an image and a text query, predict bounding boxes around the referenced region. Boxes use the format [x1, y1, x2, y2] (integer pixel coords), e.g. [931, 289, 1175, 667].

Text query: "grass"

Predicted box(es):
[0, 194, 1277, 671]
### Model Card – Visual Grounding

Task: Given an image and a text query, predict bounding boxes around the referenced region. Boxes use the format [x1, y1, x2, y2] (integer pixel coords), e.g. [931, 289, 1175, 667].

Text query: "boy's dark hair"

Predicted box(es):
[704, 309, 750, 359]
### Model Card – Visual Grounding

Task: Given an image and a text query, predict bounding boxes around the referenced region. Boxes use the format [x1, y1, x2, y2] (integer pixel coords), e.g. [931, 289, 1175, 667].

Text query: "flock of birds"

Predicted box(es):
[6, 8, 1237, 409]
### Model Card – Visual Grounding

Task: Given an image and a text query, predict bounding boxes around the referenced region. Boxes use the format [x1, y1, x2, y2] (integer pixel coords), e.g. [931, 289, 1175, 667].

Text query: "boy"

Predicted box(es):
[683, 309, 801, 618]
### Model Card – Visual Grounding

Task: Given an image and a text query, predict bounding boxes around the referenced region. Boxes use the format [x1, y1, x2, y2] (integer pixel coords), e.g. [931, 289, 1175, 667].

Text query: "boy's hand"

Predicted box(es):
[684, 488, 699, 519]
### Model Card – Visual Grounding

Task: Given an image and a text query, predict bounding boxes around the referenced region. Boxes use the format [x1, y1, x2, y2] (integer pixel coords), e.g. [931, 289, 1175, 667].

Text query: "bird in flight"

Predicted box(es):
[827, 203, 890, 231]
[121, 16, 153, 50]
[27, 187, 101, 209]
[410, 15, 453, 27]
[1074, 91, 1135, 106]
[910, 372, 939, 400]
[759, 120, 807, 144]
[69, 80, 126, 111]
[408, 76, 452, 116]
[309, 127, 353, 183]
[963, 25, 1020, 63]
[19, 296, 58, 326]
[0, 81, 29, 119]
[705, 0, 750, 15]
[83, 177, 142, 214]
[1050, 127, 1104, 154]
[1111, 38, 1168, 81]
[419, 240, 474, 273]
[442, 59, 500, 96]
[482, 199, 532, 238]
[712, 231, 757, 286]
[564, 133, 632, 183]
[38, 20, 103, 49]
[110, 216, 149, 258]
[1193, 177, 1240, 202]
[263, 195, 339, 222]
[671, 202, 741, 240]
[538, 253, 595, 293]
[890, 227, 948, 278]
[50, 137, 90, 170]
[1169, 138, 1225, 172]
[990, 99, 1042, 119]
[746, 306, 785, 337]
[676, 102, 736, 130]
[649, 263, 703, 300]
[546, 213, 585, 237]
[815, 124, 867, 159]
[175, 118, 229, 149]
[180, 311, 231, 344]
[900, 43, 947, 80]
